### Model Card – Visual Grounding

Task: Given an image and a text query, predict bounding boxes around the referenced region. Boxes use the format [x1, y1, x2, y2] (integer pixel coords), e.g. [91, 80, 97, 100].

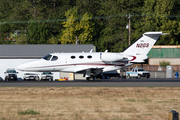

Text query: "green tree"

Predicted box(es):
[1, 0, 180, 49]
[139, 0, 180, 45]
[96, 0, 144, 52]
[15, 34, 28, 44]
[0, 0, 76, 43]
[76, 0, 100, 16]
[27, 22, 50, 44]
[60, 7, 95, 44]
[0, 24, 11, 43]
[48, 35, 59, 44]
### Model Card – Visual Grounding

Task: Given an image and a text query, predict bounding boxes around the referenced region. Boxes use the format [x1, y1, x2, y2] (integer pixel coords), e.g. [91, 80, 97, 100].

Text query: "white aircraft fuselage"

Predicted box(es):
[17, 32, 164, 81]
[17, 52, 131, 73]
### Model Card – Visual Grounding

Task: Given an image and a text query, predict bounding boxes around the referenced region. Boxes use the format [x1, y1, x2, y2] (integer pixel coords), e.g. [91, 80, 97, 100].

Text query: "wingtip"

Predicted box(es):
[143, 31, 163, 35]
[162, 33, 170, 35]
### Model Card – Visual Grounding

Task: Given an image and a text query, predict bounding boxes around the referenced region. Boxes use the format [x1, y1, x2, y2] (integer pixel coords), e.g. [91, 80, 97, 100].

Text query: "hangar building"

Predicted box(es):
[0, 44, 95, 80]
[148, 45, 180, 65]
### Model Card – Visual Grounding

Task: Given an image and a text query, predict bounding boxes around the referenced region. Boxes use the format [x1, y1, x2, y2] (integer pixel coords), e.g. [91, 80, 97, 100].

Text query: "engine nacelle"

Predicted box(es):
[100, 53, 123, 62]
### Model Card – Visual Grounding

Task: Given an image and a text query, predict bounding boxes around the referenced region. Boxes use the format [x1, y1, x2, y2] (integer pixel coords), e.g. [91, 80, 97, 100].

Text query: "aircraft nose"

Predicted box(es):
[17, 60, 41, 71]
[17, 62, 32, 71]
[17, 64, 26, 71]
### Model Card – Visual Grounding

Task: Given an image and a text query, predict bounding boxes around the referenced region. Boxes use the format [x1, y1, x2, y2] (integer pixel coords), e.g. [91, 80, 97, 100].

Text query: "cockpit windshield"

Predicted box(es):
[42, 54, 52, 61]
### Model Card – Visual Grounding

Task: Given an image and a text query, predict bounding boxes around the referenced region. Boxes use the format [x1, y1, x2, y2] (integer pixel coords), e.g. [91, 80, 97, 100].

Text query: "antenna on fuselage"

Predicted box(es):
[90, 49, 93, 53]
[105, 50, 108, 53]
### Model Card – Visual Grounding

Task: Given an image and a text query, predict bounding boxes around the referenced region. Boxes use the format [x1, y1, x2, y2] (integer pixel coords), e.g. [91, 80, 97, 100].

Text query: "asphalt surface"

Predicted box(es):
[1, 78, 180, 87]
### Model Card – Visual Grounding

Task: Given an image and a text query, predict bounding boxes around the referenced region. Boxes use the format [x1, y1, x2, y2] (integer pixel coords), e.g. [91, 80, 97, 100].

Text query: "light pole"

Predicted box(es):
[126, 14, 132, 45]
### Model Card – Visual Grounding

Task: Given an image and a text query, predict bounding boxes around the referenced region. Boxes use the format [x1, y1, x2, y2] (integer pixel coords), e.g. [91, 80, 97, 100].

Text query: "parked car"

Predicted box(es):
[4, 68, 18, 81]
[41, 72, 53, 81]
[23, 72, 39, 81]
[126, 68, 150, 79]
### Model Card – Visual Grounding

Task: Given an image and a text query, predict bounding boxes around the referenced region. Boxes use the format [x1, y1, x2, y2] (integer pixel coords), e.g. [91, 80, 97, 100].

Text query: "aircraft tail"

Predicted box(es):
[122, 32, 163, 63]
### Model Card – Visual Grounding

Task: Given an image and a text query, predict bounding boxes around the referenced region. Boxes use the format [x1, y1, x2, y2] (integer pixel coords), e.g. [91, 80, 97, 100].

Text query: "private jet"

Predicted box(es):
[17, 32, 164, 81]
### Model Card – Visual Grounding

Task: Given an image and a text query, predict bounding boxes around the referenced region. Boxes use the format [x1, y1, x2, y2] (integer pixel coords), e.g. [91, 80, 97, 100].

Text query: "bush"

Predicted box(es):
[159, 60, 170, 67]
[18, 109, 40, 115]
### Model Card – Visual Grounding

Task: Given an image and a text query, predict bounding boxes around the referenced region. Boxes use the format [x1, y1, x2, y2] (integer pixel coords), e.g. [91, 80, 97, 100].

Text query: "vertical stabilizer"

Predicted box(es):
[123, 32, 162, 55]
[122, 32, 162, 62]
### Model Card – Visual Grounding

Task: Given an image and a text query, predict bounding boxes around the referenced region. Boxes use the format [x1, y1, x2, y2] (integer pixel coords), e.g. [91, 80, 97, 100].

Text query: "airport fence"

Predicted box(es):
[130, 64, 180, 72]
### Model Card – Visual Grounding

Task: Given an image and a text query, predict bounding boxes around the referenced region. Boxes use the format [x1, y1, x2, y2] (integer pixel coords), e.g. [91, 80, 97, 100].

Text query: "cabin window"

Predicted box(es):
[79, 55, 84, 59]
[51, 56, 58, 61]
[42, 54, 52, 61]
[87, 55, 92, 59]
[71, 56, 76, 59]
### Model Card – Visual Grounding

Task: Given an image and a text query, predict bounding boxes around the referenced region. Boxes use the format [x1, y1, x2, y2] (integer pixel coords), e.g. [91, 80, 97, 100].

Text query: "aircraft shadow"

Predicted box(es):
[74, 78, 180, 82]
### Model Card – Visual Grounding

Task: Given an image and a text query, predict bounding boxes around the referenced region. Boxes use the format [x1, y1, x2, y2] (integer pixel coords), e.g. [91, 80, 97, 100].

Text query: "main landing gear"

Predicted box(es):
[86, 75, 95, 81]
[85, 69, 95, 81]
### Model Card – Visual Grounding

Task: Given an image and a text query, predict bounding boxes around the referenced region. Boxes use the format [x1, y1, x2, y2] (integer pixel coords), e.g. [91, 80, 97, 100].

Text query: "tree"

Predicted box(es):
[60, 7, 95, 44]
[0, 24, 11, 43]
[76, 0, 100, 16]
[139, 0, 180, 45]
[27, 22, 50, 44]
[96, 0, 144, 52]
[15, 34, 28, 44]
[1, 0, 180, 49]
[48, 35, 59, 44]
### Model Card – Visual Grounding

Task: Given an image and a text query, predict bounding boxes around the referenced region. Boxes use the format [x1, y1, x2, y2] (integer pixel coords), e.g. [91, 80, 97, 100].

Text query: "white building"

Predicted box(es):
[0, 44, 95, 80]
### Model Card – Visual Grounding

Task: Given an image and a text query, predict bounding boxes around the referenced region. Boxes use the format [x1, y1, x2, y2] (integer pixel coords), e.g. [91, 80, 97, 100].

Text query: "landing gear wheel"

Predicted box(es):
[86, 75, 95, 81]
[126, 74, 130, 79]
[137, 74, 141, 79]
[35, 76, 39, 81]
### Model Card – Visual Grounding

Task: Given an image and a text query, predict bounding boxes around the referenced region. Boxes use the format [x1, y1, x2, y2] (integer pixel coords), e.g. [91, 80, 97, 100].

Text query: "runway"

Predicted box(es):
[0, 78, 180, 87]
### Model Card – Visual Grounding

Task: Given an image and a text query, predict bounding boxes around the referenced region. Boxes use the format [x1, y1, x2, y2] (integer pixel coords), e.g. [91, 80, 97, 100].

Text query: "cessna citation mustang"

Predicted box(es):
[17, 32, 164, 81]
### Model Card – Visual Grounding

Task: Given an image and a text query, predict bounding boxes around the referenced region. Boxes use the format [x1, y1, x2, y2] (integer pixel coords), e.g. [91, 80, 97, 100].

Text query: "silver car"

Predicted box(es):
[23, 73, 39, 81]
[41, 72, 53, 81]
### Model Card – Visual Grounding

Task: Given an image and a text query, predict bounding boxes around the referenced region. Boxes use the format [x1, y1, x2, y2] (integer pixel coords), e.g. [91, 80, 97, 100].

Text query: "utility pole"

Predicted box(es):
[126, 14, 132, 71]
[76, 36, 78, 44]
[75, 36, 79, 45]
[126, 14, 132, 45]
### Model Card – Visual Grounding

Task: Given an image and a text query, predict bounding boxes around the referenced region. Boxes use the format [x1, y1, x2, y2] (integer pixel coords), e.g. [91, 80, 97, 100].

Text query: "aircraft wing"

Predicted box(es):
[62, 66, 104, 75]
